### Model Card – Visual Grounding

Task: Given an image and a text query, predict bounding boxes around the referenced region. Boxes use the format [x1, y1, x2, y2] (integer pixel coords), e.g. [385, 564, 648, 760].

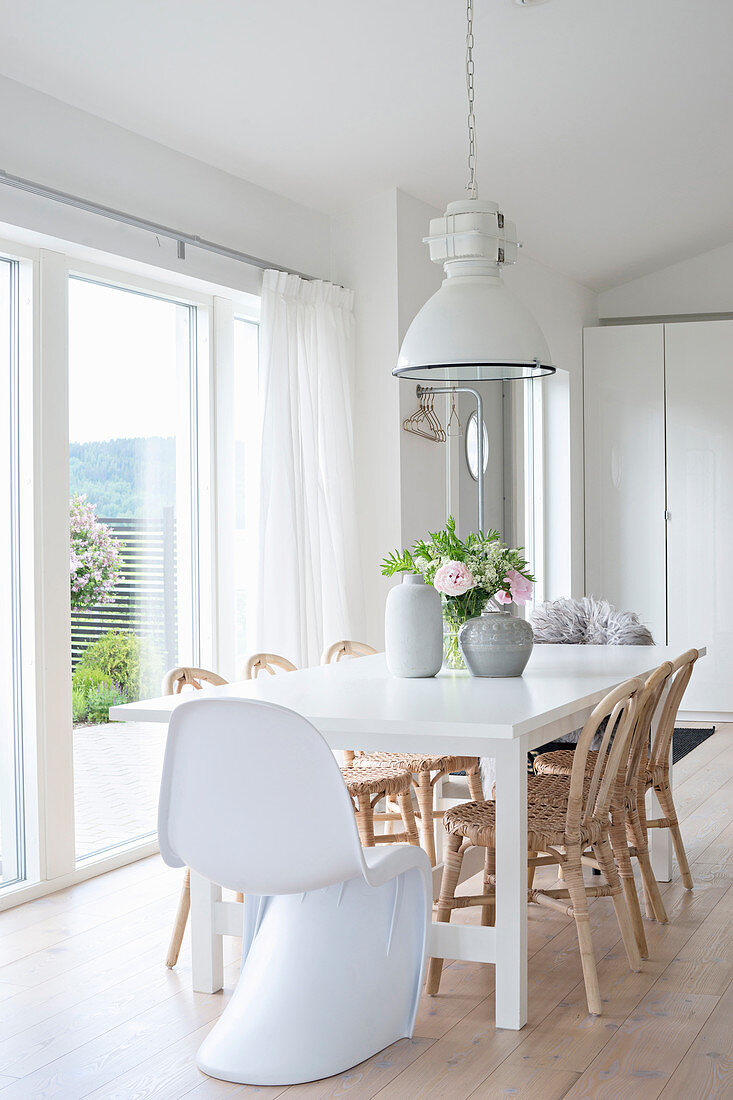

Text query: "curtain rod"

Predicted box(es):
[0, 168, 319, 281]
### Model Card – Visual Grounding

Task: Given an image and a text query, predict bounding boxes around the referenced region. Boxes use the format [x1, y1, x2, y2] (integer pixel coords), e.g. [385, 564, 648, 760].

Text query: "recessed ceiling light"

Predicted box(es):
[513, 0, 551, 6]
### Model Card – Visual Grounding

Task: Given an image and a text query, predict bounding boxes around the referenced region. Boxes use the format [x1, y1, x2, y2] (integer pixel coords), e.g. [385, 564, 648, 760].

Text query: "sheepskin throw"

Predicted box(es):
[531, 596, 654, 647]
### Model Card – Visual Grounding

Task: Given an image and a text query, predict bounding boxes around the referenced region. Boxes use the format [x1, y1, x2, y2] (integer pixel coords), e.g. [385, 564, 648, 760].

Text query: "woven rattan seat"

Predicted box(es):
[533, 747, 578, 778]
[443, 777, 606, 851]
[536, 747, 667, 792]
[354, 751, 478, 775]
[341, 764, 413, 797]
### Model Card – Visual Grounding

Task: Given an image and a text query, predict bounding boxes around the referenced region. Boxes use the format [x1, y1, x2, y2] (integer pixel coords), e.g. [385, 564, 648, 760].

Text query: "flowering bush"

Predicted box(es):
[381, 517, 534, 666]
[69, 494, 123, 611]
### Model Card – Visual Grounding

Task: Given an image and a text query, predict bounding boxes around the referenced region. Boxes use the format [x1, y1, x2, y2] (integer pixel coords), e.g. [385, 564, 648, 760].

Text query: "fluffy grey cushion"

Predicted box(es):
[479, 597, 654, 786]
[531, 596, 654, 647]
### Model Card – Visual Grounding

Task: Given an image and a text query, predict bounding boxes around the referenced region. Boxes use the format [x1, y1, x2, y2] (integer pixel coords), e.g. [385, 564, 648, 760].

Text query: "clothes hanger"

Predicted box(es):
[447, 389, 462, 436]
[402, 391, 443, 442]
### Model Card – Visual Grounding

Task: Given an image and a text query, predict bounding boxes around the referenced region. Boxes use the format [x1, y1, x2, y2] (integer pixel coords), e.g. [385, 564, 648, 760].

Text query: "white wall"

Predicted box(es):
[504, 256, 597, 598]
[331, 191, 401, 649]
[599, 240, 733, 319]
[0, 75, 331, 293]
[395, 191, 446, 548]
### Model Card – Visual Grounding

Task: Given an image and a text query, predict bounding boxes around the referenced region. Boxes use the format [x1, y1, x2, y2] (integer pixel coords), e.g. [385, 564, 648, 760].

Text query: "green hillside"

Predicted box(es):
[69, 437, 176, 518]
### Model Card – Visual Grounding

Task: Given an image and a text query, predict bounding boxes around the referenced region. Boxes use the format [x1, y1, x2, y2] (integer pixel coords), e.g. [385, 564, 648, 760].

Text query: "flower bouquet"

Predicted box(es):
[381, 517, 534, 668]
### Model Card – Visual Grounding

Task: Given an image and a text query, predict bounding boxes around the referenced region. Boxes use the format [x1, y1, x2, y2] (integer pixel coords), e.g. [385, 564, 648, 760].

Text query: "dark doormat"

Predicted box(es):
[671, 727, 716, 765]
[528, 726, 716, 773]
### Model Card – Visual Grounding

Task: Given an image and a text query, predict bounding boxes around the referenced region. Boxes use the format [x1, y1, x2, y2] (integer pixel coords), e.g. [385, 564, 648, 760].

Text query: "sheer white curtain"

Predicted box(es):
[255, 269, 365, 668]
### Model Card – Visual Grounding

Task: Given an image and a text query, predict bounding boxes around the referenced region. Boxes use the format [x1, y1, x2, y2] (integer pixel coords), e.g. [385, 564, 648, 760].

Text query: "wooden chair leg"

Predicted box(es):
[425, 834, 465, 995]
[609, 820, 648, 959]
[527, 851, 537, 892]
[564, 846, 602, 1016]
[669, 818, 694, 890]
[635, 790, 658, 918]
[637, 846, 668, 923]
[467, 764, 484, 802]
[398, 791, 421, 846]
[415, 771, 437, 865]
[655, 778, 693, 890]
[355, 793, 375, 847]
[628, 806, 668, 923]
[481, 846, 495, 927]
[595, 837, 642, 974]
[653, 780, 693, 891]
[166, 867, 191, 968]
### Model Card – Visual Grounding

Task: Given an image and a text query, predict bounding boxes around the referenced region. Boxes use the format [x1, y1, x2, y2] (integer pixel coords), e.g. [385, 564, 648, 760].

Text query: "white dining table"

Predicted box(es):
[110, 642, 703, 1031]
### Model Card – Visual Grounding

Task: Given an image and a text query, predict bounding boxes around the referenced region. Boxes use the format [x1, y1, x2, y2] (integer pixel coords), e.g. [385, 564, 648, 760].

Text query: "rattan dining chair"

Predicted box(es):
[243, 652, 298, 679]
[247, 650, 421, 850]
[533, 650, 698, 915]
[426, 678, 644, 1016]
[322, 639, 485, 865]
[163, 665, 230, 969]
[533, 661, 673, 958]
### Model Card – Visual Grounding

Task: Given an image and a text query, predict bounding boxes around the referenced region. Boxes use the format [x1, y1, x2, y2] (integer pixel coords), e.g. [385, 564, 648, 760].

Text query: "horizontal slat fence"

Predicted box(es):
[71, 508, 177, 671]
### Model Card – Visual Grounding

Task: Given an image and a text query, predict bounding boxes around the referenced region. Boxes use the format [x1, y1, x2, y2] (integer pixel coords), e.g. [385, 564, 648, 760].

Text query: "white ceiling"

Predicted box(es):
[0, 0, 731, 290]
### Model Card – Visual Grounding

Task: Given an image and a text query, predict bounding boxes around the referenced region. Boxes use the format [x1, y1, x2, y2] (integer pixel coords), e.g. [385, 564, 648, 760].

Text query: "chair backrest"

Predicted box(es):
[567, 677, 642, 840]
[162, 666, 228, 696]
[624, 661, 674, 796]
[321, 639, 377, 665]
[648, 649, 699, 772]
[158, 698, 366, 894]
[242, 652, 298, 679]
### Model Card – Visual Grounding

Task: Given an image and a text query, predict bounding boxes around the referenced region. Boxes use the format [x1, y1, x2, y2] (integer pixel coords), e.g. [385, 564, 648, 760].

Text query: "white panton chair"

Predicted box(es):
[158, 697, 432, 1086]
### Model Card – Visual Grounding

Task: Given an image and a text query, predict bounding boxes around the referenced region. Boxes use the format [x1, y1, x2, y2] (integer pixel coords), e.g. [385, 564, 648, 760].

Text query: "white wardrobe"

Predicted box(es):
[584, 319, 733, 715]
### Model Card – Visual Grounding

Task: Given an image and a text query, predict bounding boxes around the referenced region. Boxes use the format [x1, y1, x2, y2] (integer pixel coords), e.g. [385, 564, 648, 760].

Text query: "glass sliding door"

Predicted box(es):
[68, 275, 199, 862]
[0, 258, 26, 889]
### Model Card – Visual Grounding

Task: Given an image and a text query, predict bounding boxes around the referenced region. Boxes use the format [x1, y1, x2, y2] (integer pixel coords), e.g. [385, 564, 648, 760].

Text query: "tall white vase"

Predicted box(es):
[385, 575, 443, 678]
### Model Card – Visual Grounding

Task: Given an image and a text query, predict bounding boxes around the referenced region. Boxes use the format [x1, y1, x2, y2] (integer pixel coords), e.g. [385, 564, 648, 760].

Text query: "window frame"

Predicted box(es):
[0, 235, 258, 908]
[523, 377, 546, 608]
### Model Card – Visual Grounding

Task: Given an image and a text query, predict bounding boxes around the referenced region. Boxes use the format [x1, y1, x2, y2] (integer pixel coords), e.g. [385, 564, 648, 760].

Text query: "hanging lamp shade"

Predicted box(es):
[394, 199, 556, 383]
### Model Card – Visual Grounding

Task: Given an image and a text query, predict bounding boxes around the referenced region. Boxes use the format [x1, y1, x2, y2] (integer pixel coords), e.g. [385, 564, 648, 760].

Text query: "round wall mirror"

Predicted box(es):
[465, 411, 489, 481]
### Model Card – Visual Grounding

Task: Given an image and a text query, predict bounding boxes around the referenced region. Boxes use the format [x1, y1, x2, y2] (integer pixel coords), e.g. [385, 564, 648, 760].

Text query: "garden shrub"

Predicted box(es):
[72, 666, 113, 696]
[72, 688, 89, 724]
[76, 629, 163, 702]
[84, 683, 128, 724]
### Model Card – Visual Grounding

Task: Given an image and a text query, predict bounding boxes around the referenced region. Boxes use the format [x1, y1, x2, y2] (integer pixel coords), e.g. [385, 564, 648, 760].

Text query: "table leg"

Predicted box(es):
[190, 870, 223, 993]
[494, 738, 528, 1030]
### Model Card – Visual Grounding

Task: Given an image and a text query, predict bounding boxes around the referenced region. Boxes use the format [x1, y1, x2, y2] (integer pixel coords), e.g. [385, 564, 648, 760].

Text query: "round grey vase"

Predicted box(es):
[458, 608, 534, 677]
[385, 574, 443, 678]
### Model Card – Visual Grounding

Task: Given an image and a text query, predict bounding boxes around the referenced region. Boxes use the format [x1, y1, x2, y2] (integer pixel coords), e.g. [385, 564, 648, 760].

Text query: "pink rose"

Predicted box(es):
[494, 587, 513, 605]
[506, 569, 533, 605]
[433, 560, 476, 597]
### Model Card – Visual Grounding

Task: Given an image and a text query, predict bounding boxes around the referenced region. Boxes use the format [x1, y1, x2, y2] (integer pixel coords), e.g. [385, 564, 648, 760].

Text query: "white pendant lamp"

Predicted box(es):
[394, 0, 555, 383]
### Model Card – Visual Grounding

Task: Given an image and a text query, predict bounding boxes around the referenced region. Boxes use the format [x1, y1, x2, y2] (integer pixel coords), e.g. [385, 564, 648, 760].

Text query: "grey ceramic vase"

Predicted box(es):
[385, 574, 443, 678]
[458, 608, 534, 677]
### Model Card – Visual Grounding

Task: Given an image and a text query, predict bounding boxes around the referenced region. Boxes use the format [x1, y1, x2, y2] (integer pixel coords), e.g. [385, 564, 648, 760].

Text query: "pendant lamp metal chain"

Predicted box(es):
[465, 0, 478, 199]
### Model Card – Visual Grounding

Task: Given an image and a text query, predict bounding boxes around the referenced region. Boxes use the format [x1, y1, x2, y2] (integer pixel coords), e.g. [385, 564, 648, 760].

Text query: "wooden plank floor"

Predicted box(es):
[0, 726, 731, 1099]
